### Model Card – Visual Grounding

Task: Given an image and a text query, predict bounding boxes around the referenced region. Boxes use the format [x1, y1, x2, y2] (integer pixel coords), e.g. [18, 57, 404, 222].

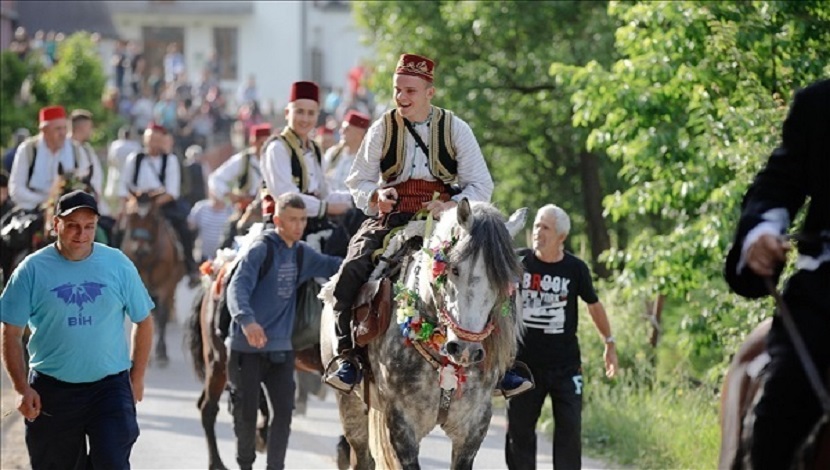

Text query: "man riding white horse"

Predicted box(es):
[324, 53, 531, 397]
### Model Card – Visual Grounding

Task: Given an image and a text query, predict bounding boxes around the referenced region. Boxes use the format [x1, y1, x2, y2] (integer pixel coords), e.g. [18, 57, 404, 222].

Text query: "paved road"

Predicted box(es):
[1, 293, 611, 469]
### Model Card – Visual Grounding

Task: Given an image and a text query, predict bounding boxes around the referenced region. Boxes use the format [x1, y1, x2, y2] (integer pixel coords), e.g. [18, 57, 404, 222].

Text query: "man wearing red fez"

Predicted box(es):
[8, 105, 87, 211]
[118, 122, 201, 285]
[325, 54, 529, 398]
[260, 81, 350, 228]
[314, 125, 336, 154]
[209, 123, 273, 249]
[324, 110, 371, 197]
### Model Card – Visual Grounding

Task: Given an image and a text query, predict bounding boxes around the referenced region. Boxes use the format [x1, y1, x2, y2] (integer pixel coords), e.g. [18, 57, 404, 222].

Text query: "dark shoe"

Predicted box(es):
[325, 359, 358, 393]
[500, 369, 533, 399]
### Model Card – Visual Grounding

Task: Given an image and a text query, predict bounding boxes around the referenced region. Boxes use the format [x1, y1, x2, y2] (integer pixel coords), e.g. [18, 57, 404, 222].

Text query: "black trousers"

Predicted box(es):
[750, 264, 830, 470]
[332, 212, 414, 352]
[227, 349, 295, 470]
[506, 364, 583, 470]
[25, 370, 139, 470]
[161, 199, 197, 272]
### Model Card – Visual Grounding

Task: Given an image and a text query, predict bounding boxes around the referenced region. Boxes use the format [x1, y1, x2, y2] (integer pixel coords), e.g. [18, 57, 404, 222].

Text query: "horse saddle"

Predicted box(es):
[351, 235, 424, 347]
[0, 208, 43, 250]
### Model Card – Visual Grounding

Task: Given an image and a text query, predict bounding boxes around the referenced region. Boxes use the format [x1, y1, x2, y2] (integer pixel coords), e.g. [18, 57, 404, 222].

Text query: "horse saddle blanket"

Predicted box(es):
[0, 208, 43, 250]
[352, 278, 393, 348]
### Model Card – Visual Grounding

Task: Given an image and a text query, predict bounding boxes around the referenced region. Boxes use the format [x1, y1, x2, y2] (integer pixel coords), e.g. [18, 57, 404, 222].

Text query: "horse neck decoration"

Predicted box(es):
[327, 198, 527, 470]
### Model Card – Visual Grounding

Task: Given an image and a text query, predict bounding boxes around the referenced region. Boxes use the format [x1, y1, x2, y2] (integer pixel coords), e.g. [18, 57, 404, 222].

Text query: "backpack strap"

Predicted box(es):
[257, 233, 276, 281]
[25, 137, 38, 190]
[133, 152, 169, 188]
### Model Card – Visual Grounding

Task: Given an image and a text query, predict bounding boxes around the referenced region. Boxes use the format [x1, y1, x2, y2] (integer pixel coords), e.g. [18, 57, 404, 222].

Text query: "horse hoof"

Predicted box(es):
[336, 435, 351, 470]
[155, 355, 170, 368]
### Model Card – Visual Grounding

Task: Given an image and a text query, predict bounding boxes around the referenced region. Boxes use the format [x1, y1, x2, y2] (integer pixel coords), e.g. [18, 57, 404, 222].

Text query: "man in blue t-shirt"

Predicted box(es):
[0, 190, 154, 469]
[505, 204, 618, 470]
[226, 192, 342, 470]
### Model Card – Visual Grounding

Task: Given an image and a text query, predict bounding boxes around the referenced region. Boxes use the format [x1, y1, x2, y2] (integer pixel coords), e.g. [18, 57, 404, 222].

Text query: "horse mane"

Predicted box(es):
[434, 202, 524, 375]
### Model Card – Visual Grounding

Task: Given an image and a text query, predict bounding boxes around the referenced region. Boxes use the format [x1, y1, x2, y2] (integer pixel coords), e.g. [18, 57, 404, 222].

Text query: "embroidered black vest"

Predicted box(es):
[262, 128, 322, 193]
[380, 107, 457, 183]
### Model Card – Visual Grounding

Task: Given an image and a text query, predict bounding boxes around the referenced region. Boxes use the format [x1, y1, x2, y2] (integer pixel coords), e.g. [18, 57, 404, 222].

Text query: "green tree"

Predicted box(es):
[353, 0, 620, 276]
[39, 32, 107, 120]
[0, 51, 48, 147]
[555, 0, 830, 372]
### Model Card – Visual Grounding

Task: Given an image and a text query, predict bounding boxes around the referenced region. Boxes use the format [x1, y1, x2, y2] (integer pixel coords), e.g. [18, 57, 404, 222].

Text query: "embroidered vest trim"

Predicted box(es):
[380, 107, 457, 183]
[262, 128, 322, 193]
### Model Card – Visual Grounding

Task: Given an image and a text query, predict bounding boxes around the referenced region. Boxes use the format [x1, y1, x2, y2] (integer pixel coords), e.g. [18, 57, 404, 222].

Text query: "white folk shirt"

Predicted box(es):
[73, 139, 107, 215]
[261, 137, 329, 218]
[119, 151, 181, 199]
[105, 139, 142, 199]
[346, 110, 494, 216]
[323, 144, 357, 205]
[208, 148, 262, 200]
[9, 137, 87, 210]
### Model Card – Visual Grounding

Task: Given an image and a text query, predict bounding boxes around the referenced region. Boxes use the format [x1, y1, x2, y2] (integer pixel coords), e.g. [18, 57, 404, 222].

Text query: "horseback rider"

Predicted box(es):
[118, 122, 201, 286]
[209, 123, 272, 249]
[324, 110, 370, 201]
[7, 105, 90, 211]
[323, 53, 529, 396]
[68, 109, 105, 213]
[260, 80, 351, 238]
[725, 78, 830, 469]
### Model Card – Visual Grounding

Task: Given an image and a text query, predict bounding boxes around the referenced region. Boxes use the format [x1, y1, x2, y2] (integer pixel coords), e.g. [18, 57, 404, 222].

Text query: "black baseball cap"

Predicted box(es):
[56, 190, 100, 217]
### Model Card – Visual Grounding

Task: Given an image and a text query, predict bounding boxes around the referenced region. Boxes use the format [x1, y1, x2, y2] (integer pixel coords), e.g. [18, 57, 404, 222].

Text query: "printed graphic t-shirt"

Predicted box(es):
[516, 248, 598, 369]
[0, 243, 154, 383]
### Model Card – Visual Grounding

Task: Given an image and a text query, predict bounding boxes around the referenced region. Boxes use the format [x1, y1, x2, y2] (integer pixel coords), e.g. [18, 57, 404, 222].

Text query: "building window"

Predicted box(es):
[213, 27, 238, 80]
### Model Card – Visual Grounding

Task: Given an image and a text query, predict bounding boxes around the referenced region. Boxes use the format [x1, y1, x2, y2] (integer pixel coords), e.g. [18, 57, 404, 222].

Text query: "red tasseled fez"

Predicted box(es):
[39, 105, 67, 129]
[146, 122, 168, 134]
[316, 126, 334, 136]
[249, 123, 272, 141]
[344, 110, 371, 130]
[395, 53, 435, 83]
[289, 81, 319, 103]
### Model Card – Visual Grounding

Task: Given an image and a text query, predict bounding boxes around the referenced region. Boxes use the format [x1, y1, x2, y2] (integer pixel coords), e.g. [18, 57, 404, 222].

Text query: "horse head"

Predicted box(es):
[123, 190, 166, 257]
[419, 198, 527, 371]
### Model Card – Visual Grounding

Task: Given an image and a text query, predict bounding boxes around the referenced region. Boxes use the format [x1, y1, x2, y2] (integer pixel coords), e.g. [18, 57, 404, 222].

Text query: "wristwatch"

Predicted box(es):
[604, 335, 616, 345]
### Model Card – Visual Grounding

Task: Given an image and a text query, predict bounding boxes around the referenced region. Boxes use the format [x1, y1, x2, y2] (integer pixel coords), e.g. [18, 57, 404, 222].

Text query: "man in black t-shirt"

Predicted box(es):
[505, 204, 618, 470]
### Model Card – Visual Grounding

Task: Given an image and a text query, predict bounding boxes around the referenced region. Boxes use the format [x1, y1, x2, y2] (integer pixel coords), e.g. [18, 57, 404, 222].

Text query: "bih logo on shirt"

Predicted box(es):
[51, 281, 106, 326]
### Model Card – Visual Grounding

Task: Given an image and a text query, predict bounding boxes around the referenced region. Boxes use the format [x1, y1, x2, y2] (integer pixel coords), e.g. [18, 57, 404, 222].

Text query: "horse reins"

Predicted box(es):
[763, 275, 830, 414]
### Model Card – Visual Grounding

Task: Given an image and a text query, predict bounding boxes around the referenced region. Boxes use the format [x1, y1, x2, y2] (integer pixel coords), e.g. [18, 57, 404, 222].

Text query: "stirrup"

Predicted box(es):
[323, 353, 363, 394]
[495, 360, 536, 399]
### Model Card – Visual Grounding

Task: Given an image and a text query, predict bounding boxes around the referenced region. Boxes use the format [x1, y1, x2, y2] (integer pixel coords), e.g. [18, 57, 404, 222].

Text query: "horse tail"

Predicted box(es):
[187, 284, 207, 382]
[368, 407, 399, 469]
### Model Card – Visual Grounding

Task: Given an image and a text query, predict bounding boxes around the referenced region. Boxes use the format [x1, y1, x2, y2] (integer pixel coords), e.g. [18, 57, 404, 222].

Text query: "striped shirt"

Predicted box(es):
[346, 108, 494, 215]
[188, 199, 234, 261]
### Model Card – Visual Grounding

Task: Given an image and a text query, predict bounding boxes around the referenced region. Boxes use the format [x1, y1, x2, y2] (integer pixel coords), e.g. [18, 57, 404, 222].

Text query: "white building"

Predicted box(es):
[108, 0, 371, 109]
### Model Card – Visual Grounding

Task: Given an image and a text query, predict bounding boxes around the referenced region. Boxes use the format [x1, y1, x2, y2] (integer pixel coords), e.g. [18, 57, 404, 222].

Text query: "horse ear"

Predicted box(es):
[505, 207, 528, 238]
[456, 198, 472, 232]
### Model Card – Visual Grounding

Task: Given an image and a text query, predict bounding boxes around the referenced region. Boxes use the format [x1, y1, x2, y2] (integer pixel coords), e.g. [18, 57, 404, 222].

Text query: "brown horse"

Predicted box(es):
[120, 190, 186, 365]
[719, 318, 829, 469]
[187, 251, 323, 470]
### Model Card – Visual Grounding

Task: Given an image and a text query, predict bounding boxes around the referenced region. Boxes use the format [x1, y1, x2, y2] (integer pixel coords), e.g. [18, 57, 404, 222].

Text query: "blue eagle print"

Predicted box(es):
[51, 282, 106, 311]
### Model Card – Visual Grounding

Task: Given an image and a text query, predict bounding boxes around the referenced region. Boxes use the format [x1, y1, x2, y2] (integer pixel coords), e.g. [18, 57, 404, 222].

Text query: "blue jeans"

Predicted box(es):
[25, 369, 139, 470]
[227, 349, 295, 470]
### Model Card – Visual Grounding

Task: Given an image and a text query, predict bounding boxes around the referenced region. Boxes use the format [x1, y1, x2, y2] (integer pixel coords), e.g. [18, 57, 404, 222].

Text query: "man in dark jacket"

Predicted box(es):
[226, 192, 341, 470]
[725, 78, 830, 470]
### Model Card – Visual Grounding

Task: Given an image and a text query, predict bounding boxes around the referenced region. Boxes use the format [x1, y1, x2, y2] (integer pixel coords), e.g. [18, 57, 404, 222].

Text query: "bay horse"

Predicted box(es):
[321, 199, 527, 469]
[719, 319, 829, 469]
[120, 190, 185, 365]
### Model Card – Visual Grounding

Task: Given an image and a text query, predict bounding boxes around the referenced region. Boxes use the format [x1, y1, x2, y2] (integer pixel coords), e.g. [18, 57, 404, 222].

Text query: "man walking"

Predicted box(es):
[505, 204, 618, 470]
[1, 190, 154, 469]
[226, 192, 341, 470]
